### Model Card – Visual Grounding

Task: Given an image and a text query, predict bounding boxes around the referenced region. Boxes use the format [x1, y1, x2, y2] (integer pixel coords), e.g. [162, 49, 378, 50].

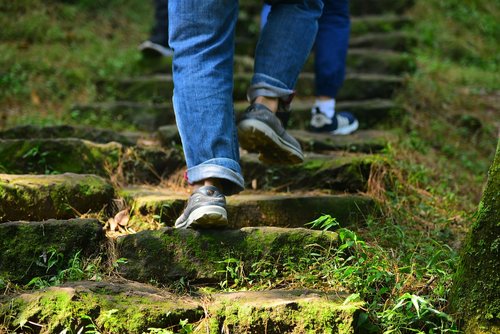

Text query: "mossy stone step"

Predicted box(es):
[272, 98, 401, 130]
[152, 48, 414, 76]
[295, 49, 415, 76]
[290, 129, 395, 153]
[349, 31, 417, 52]
[235, 29, 415, 57]
[157, 124, 393, 153]
[117, 227, 338, 283]
[70, 101, 174, 131]
[346, 49, 414, 75]
[80, 97, 396, 135]
[120, 187, 375, 230]
[0, 124, 134, 146]
[0, 219, 103, 283]
[235, 13, 412, 40]
[350, 15, 412, 35]
[240, 152, 376, 192]
[238, 0, 414, 16]
[0, 280, 362, 334]
[0, 173, 114, 222]
[0, 138, 184, 184]
[97, 73, 403, 103]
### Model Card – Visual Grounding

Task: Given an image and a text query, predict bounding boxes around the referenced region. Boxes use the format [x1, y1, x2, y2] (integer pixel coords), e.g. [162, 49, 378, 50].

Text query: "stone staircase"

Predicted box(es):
[0, 1, 415, 333]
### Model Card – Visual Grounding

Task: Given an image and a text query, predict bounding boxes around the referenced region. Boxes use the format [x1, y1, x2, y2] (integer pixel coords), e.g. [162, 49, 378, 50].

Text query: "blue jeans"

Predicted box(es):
[263, 0, 350, 98]
[169, 0, 322, 195]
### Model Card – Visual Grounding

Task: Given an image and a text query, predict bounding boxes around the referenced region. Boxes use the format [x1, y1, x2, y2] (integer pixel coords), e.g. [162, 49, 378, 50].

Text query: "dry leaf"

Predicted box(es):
[108, 217, 118, 231]
[114, 209, 130, 227]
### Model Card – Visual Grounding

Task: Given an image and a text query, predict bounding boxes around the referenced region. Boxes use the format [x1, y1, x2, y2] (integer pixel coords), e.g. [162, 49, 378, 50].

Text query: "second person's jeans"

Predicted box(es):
[168, 0, 323, 194]
[263, 0, 350, 98]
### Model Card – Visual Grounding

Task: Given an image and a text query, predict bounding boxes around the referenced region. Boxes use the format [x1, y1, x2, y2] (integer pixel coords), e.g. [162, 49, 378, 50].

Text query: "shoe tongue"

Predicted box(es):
[198, 185, 219, 195]
[251, 103, 272, 113]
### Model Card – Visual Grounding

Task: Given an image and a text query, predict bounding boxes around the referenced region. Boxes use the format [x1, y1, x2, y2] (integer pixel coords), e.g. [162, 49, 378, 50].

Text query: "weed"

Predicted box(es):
[144, 318, 195, 334]
[24, 248, 126, 290]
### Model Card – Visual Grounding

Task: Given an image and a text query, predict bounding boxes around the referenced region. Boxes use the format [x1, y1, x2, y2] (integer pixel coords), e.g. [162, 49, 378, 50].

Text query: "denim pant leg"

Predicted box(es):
[249, 0, 323, 101]
[314, 0, 350, 98]
[168, 1, 244, 195]
[150, 0, 169, 47]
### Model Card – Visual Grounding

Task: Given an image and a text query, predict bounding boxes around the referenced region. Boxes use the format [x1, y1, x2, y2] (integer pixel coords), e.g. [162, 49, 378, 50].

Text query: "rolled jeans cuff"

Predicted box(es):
[248, 74, 295, 102]
[187, 158, 244, 195]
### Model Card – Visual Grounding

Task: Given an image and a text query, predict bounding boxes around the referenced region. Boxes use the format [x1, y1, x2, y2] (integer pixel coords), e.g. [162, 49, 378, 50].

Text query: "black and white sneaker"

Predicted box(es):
[238, 103, 304, 165]
[174, 186, 228, 229]
[138, 40, 174, 58]
[309, 107, 359, 135]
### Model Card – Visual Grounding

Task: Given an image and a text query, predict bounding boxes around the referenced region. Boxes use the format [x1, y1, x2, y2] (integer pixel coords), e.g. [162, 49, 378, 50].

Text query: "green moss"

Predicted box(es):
[0, 174, 114, 222]
[1, 283, 204, 334]
[208, 291, 362, 334]
[0, 138, 122, 176]
[0, 219, 104, 283]
[117, 227, 339, 284]
[450, 140, 500, 332]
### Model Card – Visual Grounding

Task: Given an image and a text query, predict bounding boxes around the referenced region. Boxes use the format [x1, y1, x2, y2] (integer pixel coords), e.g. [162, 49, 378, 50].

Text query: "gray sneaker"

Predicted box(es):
[238, 104, 304, 165]
[174, 186, 228, 229]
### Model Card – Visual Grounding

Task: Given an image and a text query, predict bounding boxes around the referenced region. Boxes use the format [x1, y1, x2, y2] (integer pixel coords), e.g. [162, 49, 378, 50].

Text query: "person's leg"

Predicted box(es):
[311, 0, 359, 135]
[150, 0, 169, 47]
[169, 0, 243, 228]
[238, 0, 323, 164]
[139, 0, 173, 57]
[314, 0, 349, 100]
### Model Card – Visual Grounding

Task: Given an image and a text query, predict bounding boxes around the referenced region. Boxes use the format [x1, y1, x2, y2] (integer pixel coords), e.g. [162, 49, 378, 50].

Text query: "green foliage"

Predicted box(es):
[0, 0, 150, 128]
[413, 0, 499, 71]
[144, 319, 195, 334]
[212, 213, 459, 333]
[24, 248, 124, 290]
[305, 214, 340, 231]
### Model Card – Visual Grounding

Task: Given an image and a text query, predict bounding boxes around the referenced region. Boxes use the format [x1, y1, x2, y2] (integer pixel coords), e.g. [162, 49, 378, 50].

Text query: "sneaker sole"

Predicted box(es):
[175, 205, 228, 229]
[238, 119, 304, 165]
[331, 120, 359, 135]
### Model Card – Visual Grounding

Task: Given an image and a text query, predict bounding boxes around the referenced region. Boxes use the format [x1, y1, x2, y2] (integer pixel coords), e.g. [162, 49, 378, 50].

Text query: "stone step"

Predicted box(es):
[97, 73, 403, 103]
[290, 129, 395, 153]
[0, 173, 114, 222]
[235, 13, 412, 41]
[0, 124, 156, 147]
[349, 31, 416, 52]
[158, 125, 393, 153]
[346, 49, 414, 75]
[0, 219, 103, 283]
[120, 187, 375, 230]
[117, 226, 338, 283]
[148, 48, 413, 77]
[0, 124, 134, 146]
[350, 14, 412, 35]
[300, 49, 415, 76]
[70, 101, 173, 131]
[275, 98, 400, 130]
[235, 30, 415, 57]
[0, 138, 184, 184]
[0, 280, 362, 334]
[238, 0, 414, 16]
[296, 73, 404, 101]
[71, 97, 397, 134]
[70, 101, 175, 131]
[240, 152, 376, 193]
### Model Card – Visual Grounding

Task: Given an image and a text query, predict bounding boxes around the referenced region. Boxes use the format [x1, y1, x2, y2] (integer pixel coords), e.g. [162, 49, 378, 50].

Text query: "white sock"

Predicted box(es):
[313, 99, 335, 118]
